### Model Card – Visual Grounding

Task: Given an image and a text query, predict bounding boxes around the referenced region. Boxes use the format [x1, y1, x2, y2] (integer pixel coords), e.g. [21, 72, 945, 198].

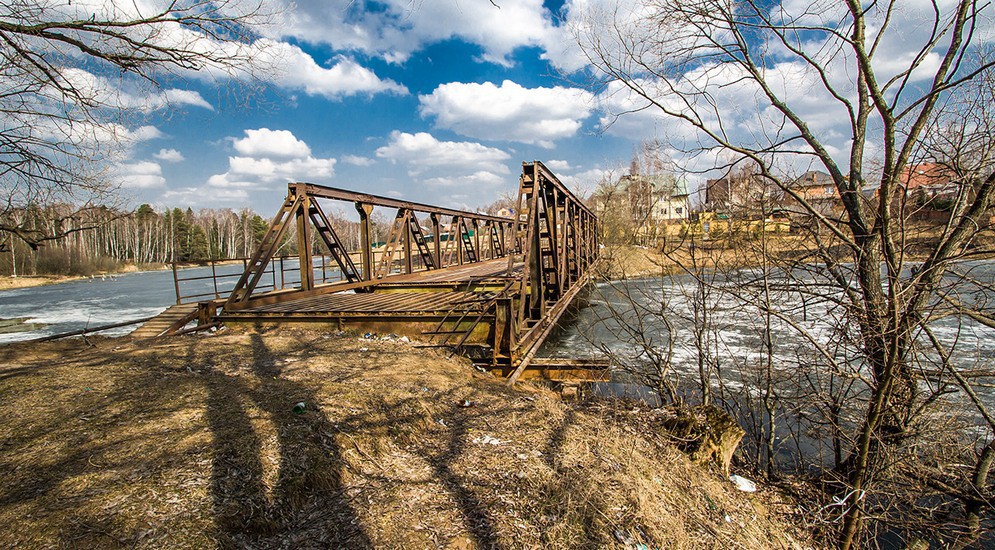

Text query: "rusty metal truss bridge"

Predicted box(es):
[198, 161, 601, 383]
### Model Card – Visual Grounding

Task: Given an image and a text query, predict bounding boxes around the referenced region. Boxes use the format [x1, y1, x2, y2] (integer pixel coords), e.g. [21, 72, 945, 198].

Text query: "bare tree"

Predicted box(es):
[574, 0, 995, 546]
[0, 0, 272, 248]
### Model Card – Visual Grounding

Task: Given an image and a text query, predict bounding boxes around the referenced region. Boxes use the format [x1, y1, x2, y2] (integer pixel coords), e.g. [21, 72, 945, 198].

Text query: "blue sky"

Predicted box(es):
[114, 0, 640, 216]
[84, 0, 993, 217]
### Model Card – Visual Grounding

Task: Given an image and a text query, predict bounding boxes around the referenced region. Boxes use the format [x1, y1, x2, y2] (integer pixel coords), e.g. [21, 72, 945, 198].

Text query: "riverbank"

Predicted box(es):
[601, 242, 772, 279]
[0, 263, 167, 291]
[0, 327, 816, 548]
[601, 235, 822, 279]
[0, 259, 257, 292]
[604, 225, 995, 280]
[0, 274, 87, 291]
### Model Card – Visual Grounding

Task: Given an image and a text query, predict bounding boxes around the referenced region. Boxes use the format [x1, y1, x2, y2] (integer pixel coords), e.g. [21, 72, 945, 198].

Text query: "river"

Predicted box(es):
[0, 264, 247, 343]
[539, 262, 995, 381]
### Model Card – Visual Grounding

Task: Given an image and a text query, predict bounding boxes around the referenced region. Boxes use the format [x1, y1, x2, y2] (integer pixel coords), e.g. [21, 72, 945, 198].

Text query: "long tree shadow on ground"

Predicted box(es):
[423, 402, 503, 548]
[193, 328, 618, 548]
[0, 341, 213, 547]
[0, 329, 650, 548]
[204, 332, 372, 548]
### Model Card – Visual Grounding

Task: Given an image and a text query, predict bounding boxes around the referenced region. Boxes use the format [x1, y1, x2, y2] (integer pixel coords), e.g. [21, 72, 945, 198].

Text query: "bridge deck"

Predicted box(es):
[221, 258, 517, 319]
[236, 290, 481, 316]
[376, 258, 521, 284]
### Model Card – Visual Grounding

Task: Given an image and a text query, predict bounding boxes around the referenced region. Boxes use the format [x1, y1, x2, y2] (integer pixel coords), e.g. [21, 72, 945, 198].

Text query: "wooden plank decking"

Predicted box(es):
[376, 258, 522, 284]
[131, 304, 199, 339]
[239, 290, 482, 316]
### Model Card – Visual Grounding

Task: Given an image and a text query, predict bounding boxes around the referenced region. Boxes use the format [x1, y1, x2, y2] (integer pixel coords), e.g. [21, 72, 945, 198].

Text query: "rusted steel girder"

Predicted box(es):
[504, 161, 599, 384]
[224, 182, 515, 312]
[298, 183, 511, 224]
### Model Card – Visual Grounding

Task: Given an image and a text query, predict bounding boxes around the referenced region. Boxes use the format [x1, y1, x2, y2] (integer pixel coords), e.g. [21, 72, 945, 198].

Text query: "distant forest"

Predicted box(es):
[0, 203, 376, 277]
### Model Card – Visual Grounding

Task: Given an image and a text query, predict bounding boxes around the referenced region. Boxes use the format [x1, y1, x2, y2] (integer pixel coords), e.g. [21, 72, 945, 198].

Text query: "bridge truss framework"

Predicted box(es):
[212, 161, 602, 383]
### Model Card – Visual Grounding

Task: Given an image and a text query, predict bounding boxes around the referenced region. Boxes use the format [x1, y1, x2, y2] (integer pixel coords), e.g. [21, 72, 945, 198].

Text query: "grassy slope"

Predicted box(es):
[0, 328, 816, 548]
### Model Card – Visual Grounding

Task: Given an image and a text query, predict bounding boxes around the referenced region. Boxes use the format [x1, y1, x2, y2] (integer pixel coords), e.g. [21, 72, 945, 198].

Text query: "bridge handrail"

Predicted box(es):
[295, 182, 513, 224]
[172, 254, 348, 305]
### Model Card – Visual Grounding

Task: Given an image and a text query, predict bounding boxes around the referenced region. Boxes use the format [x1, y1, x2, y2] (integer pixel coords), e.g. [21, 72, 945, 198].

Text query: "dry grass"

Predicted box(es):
[0, 264, 157, 290]
[599, 243, 768, 279]
[605, 221, 995, 281]
[598, 235, 807, 279]
[0, 328, 817, 548]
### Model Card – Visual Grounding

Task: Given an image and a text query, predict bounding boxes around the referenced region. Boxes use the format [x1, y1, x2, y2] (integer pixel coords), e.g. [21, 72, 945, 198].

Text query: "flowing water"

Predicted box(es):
[0, 264, 246, 343]
[539, 261, 995, 391]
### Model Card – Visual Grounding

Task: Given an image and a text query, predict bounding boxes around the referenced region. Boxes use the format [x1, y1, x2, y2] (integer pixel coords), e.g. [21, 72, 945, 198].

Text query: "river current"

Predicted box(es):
[541, 263, 995, 375]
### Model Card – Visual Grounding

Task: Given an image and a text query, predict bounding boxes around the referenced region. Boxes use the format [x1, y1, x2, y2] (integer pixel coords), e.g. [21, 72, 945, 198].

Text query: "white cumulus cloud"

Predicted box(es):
[116, 161, 166, 189]
[207, 128, 336, 190]
[422, 171, 508, 188]
[226, 156, 336, 183]
[342, 155, 375, 166]
[163, 89, 214, 111]
[375, 131, 513, 193]
[267, 0, 560, 67]
[154, 148, 185, 162]
[419, 80, 594, 147]
[233, 128, 312, 158]
[376, 131, 511, 175]
[255, 43, 408, 99]
[36, 120, 163, 163]
[544, 159, 572, 172]
[65, 5, 410, 102]
[558, 167, 613, 197]
[162, 186, 249, 206]
[58, 68, 215, 112]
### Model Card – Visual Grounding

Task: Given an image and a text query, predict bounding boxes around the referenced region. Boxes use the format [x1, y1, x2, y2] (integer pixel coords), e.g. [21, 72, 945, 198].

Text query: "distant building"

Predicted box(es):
[590, 172, 690, 243]
[640, 175, 690, 223]
[704, 169, 780, 217]
[880, 162, 965, 223]
[704, 175, 749, 213]
[897, 163, 961, 204]
[783, 170, 844, 218]
[790, 170, 837, 200]
[591, 173, 690, 222]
